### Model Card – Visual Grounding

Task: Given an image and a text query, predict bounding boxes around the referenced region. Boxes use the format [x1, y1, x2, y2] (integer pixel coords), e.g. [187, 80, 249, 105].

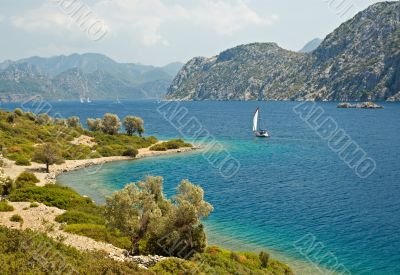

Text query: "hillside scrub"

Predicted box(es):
[0, 226, 150, 275]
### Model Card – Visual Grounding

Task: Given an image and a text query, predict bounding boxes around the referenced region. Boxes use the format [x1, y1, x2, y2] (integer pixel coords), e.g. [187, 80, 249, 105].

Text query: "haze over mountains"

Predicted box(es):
[167, 1, 400, 102]
[0, 53, 183, 102]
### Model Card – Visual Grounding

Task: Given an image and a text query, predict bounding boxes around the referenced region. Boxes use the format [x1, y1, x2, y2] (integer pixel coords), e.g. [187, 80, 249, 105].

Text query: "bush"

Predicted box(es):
[150, 139, 192, 151]
[6, 114, 15, 124]
[0, 201, 14, 212]
[150, 258, 198, 274]
[15, 172, 40, 188]
[259, 251, 270, 268]
[15, 156, 31, 166]
[55, 210, 105, 225]
[122, 147, 139, 157]
[10, 214, 23, 223]
[30, 202, 39, 208]
[14, 108, 23, 116]
[149, 144, 167, 151]
[8, 184, 94, 210]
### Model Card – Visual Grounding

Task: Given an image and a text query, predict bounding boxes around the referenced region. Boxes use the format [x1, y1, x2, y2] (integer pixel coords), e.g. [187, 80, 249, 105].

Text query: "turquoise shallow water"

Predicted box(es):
[3, 100, 399, 274]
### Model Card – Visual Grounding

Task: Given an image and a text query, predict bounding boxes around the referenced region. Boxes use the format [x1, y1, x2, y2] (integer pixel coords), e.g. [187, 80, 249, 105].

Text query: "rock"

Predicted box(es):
[126, 255, 169, 268]
[337, 102, 383, 109]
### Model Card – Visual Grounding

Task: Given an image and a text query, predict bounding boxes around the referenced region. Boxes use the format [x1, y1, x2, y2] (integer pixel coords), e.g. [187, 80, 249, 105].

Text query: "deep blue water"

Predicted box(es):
[2, 100, 399, 274]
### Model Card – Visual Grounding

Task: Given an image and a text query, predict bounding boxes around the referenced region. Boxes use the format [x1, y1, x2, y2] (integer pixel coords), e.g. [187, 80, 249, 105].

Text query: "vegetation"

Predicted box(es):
[0, 169, 14, 196]
[4, 178, 292, 274]
[150, 139, 193, 151]
[32, 143, 64, 173]
[123, 116, 145, 136]
[101, 113, 121, 135]
[8, 184, 95, 210]
[15, 172, 40, 189]
[29, 202, 39, 208]
[0, 226, 150, 275]
[10, 214, 23, 223]
[150, 246, 292, 274]
[105, 176, 213, 256]
[14, 156, 31, 166]
[0, 200, 14, 212]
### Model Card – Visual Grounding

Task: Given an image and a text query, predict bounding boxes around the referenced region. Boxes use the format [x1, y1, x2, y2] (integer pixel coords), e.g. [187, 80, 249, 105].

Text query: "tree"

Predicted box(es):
[105, 176, 166, 255]
[67, 116, 81, 128]
[105, 176, 213, 257]
[101, 113, 121, 135]
[87, 118, 102, 132]
[123, 116, 145, 136]
[32, 143, 63, 173]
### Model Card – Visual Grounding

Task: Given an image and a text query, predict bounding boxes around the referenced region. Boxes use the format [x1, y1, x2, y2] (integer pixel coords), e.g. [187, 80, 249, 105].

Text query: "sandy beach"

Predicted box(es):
[2, 140, 198, 187]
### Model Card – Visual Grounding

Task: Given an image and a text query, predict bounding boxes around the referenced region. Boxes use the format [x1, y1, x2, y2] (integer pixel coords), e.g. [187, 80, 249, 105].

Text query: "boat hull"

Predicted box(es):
[255, 131, 269, 138]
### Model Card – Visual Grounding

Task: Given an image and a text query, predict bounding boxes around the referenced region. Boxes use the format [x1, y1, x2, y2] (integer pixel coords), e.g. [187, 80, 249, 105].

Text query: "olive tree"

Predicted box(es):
[105, 176, 213, 257]
[101, 113, 121, 135]
[32, 143, 63, 173]
[105, 176, 167, 255]
[67, 116, 81, 128]
[123, 116, 145, 136]
[87, 118, 102, 132]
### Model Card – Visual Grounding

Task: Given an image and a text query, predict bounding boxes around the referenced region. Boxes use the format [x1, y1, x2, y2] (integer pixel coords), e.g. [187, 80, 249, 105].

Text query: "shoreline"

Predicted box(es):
[2, 145, 199, 187]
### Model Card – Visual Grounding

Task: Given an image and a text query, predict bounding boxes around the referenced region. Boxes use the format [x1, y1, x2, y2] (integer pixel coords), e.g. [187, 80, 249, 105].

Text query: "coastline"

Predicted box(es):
[2, 145, 199, 187]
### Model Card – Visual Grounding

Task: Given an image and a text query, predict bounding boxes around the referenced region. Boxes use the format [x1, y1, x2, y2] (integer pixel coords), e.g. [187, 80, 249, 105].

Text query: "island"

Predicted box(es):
[337, 102, 384, 109]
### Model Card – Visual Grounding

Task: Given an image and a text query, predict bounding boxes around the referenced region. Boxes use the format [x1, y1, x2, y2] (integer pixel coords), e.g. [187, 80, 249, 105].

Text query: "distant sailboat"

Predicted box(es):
[86, 97, 91, 103]
[253, 107, 269, 138]
[80, 98, 84, 103]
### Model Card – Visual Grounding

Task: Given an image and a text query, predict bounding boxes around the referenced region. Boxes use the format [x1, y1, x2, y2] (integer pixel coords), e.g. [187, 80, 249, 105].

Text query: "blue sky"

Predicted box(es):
[0, 0, 386, 66]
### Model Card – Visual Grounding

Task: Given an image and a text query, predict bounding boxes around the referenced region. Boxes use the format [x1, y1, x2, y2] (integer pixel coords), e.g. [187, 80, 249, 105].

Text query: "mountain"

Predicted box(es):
[167, 1, 400, 101]
[299, 38, 323, 53]
[0, 53, 183, 102]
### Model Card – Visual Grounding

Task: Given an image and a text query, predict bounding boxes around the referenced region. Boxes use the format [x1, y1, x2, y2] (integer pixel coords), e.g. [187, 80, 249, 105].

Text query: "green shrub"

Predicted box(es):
[0, 201, 14, 212]
[6, 114, 15, 124]
[10, 214, 23, 223]
[150, 139, 192, 151]
[122, 147, 139, 157]
[15, 172, 40, 188]
[55, 210, 105, 225]
[259, 251, 270, 268]
[8, 184, 94, 210]
[149, 143, 167, 151]
[64, 224, 131, 250]
[150, 258, 198, 274]
[14, 108, 24, 116]
[15, 156, 31, 166]
[29, 202, 39, 208]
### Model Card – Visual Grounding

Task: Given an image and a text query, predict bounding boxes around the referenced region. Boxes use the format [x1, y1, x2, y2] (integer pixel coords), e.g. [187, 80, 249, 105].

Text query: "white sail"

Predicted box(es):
[253, 108, 259, 132]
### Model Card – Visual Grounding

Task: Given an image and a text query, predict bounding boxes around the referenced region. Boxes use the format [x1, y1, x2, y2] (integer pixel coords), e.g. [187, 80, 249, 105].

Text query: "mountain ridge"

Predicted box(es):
[167, 1, 400, 101]
[0, 53, 183, 102]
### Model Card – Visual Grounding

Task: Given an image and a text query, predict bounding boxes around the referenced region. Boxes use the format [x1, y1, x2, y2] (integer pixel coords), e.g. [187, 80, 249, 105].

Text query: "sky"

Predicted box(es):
[0, 0, 387, 66]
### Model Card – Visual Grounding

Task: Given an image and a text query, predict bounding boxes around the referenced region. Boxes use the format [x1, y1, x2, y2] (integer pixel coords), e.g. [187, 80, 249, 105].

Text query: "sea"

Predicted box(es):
[1, 100, 399, 274]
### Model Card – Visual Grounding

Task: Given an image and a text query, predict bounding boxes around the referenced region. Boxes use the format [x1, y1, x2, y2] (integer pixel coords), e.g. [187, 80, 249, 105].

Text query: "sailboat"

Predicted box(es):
[253, 107, 269, 138]
[86, 97, 91, 103]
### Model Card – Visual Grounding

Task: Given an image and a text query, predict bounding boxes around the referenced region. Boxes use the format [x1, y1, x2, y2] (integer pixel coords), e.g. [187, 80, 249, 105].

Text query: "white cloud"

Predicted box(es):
[10, 0, 278, 46]
[93, 0, 278, 44]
